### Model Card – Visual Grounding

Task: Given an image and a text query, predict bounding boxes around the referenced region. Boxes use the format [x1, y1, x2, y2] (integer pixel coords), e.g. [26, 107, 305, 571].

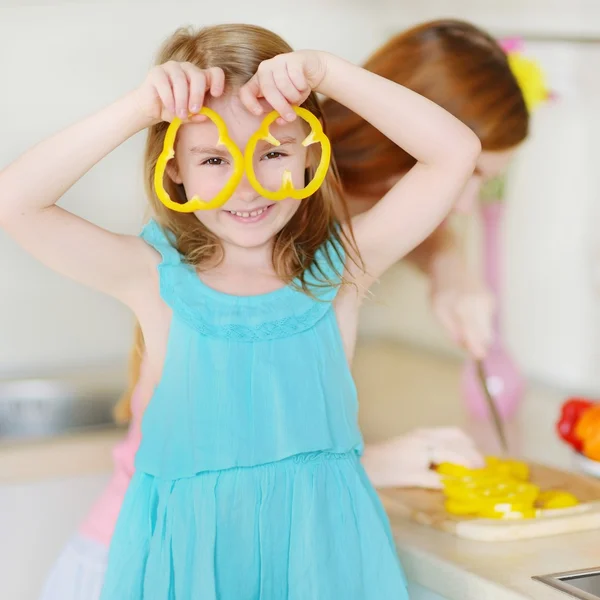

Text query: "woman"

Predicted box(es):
[40, 18, 534, 599]
[325, 19, 530, 360]
[334, 19, 539, 488]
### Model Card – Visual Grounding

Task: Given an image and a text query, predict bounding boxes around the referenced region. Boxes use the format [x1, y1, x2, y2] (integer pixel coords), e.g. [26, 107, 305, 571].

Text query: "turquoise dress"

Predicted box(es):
[100, 220, 408, 599]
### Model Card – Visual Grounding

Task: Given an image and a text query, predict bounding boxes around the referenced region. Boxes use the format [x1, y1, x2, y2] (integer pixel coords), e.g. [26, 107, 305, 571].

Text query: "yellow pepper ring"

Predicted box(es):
[438, 457, 580, 520]
[244, 106, 331, 202]
[154, 107, 244, 212]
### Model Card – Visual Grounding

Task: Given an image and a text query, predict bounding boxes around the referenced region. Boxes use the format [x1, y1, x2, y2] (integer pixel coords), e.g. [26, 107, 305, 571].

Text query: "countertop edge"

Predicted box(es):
[0, 427, 123, 483]
[394, 533, 545, 600]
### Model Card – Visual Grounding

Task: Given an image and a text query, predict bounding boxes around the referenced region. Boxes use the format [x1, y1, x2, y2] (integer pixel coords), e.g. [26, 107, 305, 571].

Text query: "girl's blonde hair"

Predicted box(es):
[114, 23, 356, 423]
[113, 323, 144, 424]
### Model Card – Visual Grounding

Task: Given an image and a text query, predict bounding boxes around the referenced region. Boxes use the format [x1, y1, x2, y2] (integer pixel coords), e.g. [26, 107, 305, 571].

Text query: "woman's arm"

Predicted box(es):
[398, 224, 495, 359]
[405, 225, 455, 274]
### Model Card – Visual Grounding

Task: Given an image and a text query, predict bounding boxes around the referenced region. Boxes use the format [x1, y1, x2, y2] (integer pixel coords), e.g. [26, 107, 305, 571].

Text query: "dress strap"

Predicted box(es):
[140, 220, 182, 267]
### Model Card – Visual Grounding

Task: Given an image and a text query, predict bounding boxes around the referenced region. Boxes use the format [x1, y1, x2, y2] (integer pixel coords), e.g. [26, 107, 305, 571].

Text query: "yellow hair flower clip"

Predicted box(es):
[500, 37, 550, 112]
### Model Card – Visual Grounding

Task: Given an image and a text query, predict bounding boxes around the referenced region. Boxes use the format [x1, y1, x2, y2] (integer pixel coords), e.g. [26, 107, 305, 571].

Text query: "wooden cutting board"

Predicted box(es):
[378, 462, 600, 541]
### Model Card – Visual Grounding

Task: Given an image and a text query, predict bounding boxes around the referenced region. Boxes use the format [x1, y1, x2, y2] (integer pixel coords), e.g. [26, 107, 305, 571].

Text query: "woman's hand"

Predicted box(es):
[362, 427, 484, 489]
[430, 264, 495, 360]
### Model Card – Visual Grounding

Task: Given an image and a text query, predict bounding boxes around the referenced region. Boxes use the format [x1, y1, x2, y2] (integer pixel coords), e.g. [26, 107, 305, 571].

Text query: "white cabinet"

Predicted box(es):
[0, 474, 110, 600]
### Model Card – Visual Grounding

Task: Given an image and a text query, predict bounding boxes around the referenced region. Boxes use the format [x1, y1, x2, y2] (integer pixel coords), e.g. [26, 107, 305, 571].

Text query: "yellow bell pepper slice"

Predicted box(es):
[436, 463, 472, 477]
[477, 502, 537, 520]
[437, 456, 571, 520]
[438, 458, 529, 482]
[537, 490, 579, 510]
[485, 456, 529, 480]
[244, 106, 331, 202]
[154, 107, 244, 212]
[445, 498, 479, 516]
[445, 482, 539, 503]
[445, 497, 536, 519]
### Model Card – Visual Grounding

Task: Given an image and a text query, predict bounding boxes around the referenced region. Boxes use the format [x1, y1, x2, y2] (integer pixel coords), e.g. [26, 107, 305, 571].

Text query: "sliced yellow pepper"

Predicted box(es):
[154, 107, 244, 212]
[436, 456, 578, 520]
[438, 457, 529, 484]
[444, 481, 539, 503]
[485, 456, 530, 480]
[445, 498, 536, 519]
[477, 502, 536, 520]
[537, 490, 579, 510]
[436, 463, 472, 477]
[444, 498, 479, 516]
[244, 106, 331, 202]
[154, 106, 331, 212]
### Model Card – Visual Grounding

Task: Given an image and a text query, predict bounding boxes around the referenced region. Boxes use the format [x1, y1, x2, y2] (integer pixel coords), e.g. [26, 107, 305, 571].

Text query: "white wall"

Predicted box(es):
[1, 0, 600, 393]
[504, 42, 600, 393]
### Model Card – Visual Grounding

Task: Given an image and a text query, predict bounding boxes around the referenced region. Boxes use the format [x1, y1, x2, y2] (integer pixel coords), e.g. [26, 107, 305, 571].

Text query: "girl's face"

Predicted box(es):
[167, 94, 310, 251]
[452, 148, 517, 214]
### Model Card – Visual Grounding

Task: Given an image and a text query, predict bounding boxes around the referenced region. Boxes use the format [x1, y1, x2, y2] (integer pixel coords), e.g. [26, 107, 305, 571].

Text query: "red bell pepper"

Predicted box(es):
[556, 398, 595, 452]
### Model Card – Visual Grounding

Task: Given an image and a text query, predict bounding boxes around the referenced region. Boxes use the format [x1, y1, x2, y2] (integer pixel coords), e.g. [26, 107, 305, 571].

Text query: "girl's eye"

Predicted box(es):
[201, 157, 226, 166]
[262, 151, 286, 161]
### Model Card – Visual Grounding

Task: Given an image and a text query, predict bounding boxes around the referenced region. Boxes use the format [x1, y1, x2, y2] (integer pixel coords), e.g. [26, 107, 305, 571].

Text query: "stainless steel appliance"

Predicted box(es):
[0, 370, 125, 441]
[534, 567, 600, 599]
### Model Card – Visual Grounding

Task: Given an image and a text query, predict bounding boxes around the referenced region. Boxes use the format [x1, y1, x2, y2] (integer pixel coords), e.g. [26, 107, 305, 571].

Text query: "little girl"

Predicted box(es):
[1, 23, 480, 599]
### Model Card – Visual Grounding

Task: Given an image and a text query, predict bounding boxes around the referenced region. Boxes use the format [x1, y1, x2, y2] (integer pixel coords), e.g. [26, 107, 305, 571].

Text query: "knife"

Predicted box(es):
[475, 360, 509, 454]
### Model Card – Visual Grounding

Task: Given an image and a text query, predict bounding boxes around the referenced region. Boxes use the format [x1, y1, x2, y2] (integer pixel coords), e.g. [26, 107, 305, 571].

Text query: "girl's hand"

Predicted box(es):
[362, 428, 484, 489]
[239, 51, 328, 122]
[431, 267, 495, 360]
[133, 61, 226, 124]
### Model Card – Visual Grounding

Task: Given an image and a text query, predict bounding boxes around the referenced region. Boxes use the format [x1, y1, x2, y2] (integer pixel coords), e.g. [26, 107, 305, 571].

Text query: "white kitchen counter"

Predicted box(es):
[0, 473, 111, 600]
[0, 427, 122, 483]
[394, 518, 600, 600]
[0, 340, 596, 600]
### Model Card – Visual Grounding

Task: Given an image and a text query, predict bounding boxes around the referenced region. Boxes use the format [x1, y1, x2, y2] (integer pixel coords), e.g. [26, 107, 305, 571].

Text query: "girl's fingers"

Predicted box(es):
[164, 62, 190, 120]
[180, 62, 207, 115]
[239, 75, 264, 116]
[273, 68, 303, 105]
[150, 68, 176, 120]
[286, 62, 309, 94]
[259, 71, 295, 121]
[207, 66, 226, 98]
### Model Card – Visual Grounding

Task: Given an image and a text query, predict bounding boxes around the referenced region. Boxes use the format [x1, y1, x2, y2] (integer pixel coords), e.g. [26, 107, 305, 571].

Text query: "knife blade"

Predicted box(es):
[475, 360, 509, 454]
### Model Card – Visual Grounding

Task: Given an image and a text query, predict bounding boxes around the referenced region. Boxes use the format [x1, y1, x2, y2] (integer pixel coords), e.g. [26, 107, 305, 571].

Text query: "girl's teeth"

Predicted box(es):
[230, 207, 267, 218]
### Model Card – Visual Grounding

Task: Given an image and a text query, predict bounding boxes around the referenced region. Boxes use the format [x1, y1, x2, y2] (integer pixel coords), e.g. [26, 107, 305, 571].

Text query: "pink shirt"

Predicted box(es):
[79, 360, 149, 547]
